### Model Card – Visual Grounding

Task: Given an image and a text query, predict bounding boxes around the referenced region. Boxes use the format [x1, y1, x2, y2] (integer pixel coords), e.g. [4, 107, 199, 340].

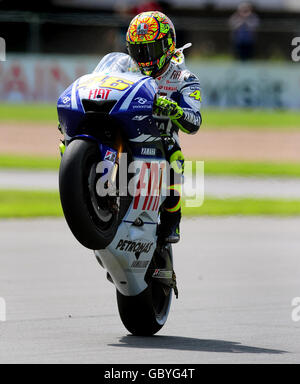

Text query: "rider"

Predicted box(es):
[126, 11, 202, 244]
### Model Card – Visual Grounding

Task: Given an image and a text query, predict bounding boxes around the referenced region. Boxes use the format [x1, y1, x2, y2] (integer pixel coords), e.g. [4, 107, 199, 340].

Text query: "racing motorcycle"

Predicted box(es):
[57, 53, 178, 336]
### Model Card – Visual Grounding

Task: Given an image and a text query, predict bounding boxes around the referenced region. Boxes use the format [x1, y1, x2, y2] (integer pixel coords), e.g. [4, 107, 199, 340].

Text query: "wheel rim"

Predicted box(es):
[148, 247, 173, 325]
[85, 158, 115, 231]
[152, 281, 172, 325]
[88, 163, 113, 223]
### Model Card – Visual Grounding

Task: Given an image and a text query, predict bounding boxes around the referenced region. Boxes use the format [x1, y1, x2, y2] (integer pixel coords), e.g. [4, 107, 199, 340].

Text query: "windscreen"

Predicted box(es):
[93, 52, 141, 74]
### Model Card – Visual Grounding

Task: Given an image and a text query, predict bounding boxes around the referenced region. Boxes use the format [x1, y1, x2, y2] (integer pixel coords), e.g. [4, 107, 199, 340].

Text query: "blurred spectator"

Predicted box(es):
[114, 0, 172, 52]
[113, 1, 132, 52]
[229, 2, 260, 61]
[131, 0, 163, 15]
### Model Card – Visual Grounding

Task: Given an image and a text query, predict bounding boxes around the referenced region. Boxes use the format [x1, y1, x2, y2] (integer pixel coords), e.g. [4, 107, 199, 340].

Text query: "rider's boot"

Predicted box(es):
[159, 210, 181, 244]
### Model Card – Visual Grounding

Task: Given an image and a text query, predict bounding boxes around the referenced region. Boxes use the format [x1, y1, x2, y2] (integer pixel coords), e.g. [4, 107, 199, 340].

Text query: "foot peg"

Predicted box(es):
[165, 234, 180, 244]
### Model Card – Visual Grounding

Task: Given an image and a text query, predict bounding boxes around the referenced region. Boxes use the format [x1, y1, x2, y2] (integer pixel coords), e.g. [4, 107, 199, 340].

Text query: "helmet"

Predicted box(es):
[126, 11, 176, 77]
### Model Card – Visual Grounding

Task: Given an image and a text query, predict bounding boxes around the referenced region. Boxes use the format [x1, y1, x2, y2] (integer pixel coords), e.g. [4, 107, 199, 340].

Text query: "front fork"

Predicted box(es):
[58, 124, 66, 157]
[58, 124, 124, 216]
[108, 130, 123, 189]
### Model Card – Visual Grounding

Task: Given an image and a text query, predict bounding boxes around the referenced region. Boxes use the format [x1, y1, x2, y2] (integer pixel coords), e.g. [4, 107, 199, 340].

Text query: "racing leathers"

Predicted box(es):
[153, 45, 202, 243]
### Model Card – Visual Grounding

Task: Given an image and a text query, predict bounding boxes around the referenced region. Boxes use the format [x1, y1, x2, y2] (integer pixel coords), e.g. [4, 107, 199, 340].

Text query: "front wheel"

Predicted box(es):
[59, 139, 124, 250]
[116, 246, 174, 336]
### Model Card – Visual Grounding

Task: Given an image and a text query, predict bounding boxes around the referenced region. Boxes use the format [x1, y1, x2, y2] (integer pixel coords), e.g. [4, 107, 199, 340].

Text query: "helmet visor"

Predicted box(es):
[127, 37, 169, 64]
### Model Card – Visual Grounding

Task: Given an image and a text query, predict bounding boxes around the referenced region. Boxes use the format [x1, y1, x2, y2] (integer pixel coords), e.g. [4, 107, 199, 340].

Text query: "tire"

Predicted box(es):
[116, 246, 173, 336]
[59, 139, 127, 250]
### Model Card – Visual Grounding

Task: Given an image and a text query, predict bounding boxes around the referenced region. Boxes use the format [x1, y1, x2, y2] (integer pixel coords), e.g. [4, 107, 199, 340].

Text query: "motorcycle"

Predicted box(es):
[57, 52, 178, 336]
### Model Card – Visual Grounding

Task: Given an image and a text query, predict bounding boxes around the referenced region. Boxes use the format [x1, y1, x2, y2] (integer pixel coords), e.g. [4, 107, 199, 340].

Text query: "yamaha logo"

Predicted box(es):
[141, 148, 156, 156]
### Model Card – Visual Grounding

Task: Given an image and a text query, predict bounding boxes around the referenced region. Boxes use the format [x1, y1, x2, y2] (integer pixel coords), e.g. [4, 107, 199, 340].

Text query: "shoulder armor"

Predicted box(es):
[184, 73, 198, 83]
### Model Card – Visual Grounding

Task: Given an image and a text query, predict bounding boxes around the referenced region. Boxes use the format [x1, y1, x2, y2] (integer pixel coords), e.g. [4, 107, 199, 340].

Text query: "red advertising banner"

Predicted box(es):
[0, 55, 97, 103]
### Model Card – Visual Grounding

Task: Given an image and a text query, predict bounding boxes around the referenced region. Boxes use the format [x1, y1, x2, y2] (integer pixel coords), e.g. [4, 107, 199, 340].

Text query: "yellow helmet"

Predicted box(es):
[126, 11, 176, 77]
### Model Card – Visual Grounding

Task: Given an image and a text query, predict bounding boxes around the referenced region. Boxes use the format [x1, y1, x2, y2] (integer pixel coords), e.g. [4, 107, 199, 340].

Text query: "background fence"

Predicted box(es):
[1, 55, 299, 108]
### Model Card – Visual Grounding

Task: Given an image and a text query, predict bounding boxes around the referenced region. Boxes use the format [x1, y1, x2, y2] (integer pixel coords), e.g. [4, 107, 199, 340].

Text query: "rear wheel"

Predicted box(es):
[59, 139, 129, 250]
[116, 245, 174, 336]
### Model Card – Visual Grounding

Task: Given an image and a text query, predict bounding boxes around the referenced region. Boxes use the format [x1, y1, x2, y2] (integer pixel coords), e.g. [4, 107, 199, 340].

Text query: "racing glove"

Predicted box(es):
[153, 96, 184, 121]
[153, 95, 200, 134]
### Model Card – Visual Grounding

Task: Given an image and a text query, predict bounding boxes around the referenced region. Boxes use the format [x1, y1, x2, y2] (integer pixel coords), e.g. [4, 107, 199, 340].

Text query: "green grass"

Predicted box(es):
[185, 160, 300, 178]
[183, 197, 300, 217]
[0, 154, 60, 170]
[1, 104, 300, 130]
[1, 190, 300, 218]
[0, 104, 57, 123]
[201, 161, 300, 178]
[203, 108, 300, 130]
[0, 190, 62, 218]
[1, 155, 300, 178]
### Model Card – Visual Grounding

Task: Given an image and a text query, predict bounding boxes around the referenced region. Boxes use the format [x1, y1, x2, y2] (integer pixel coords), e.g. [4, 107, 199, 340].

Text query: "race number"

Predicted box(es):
[100, 76, 134, 91]
[78, 76, 134, 91]
[189, 90, 202, 101]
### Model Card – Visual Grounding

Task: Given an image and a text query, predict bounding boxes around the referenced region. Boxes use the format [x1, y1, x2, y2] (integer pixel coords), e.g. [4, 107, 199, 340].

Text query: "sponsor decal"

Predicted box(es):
[158, 85, 177, 92]
[58, 96, 71, 108]
[104, 150, 116, 162]
[137, 23, 149, 36]
[132, 115, 148, 121]
[134, 97, 148, 105]
[141, 148, 156, 156]
[189, 85, 201, 91]
[116, 240, 154, 254]
[133, 162, 165, 211]
[170, 70, 181, 80]
[152, 269, 173, 279]
[88, 88, 112, 100]
[130, 260, 150, 268]
[132, 104, 152, 110]
[62, 96, 71, 104]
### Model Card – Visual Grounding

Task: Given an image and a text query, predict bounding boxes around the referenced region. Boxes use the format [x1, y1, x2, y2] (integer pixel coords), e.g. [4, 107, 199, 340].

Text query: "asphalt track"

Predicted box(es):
[1, 170, 300, 198]
[0, 217, 299, 364]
